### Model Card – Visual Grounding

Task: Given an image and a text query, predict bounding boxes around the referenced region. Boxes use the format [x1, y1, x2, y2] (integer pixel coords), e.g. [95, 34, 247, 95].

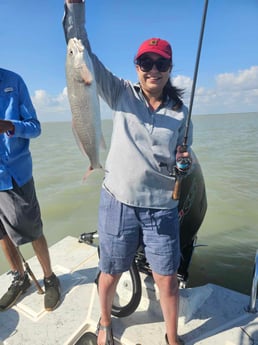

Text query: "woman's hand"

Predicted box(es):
[175, 145, 192, 173]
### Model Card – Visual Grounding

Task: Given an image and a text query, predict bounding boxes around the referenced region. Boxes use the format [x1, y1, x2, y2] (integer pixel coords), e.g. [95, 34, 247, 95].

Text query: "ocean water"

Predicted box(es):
[0, 112, 257, 296]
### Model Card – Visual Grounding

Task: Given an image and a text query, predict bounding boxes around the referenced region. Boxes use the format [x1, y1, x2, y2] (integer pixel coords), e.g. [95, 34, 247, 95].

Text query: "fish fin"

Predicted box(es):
[72, 123, 88, 157]
[82, 166, 94, 181]
[82, 165, 103, 182]
[81, 63, 93, 85]
[100, 133, 106, 150]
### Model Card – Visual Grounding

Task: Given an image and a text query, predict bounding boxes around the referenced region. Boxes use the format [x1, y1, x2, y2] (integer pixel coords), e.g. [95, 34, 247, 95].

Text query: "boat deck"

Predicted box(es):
[0, 236, 257, 345]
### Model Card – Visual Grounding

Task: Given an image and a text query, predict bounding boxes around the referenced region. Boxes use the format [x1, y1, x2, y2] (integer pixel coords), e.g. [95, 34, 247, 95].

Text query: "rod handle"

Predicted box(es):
[17, 246, 45, 295]
[172, 175, 182, 200]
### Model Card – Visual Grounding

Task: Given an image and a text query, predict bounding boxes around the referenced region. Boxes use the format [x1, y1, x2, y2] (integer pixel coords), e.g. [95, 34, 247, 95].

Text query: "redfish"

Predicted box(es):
[65, 37, 105, 179]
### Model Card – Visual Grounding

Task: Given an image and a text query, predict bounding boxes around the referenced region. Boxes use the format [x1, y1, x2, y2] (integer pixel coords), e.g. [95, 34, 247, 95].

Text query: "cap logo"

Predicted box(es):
[149, 39, 159, 46]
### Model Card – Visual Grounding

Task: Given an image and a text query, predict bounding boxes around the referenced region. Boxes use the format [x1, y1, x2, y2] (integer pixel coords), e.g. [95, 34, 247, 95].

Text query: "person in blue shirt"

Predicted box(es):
[0, 68, 61, 312]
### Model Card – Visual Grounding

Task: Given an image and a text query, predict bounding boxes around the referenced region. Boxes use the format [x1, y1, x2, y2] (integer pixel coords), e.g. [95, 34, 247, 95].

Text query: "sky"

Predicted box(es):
[1, 0, 258, 122]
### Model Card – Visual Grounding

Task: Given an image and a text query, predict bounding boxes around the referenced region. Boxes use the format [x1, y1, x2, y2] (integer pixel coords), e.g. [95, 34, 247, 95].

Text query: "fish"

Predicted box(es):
[65, 37, 105, 179]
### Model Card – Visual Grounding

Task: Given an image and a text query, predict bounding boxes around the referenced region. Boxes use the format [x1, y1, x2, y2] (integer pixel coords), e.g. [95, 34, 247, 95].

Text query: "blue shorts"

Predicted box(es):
[98, 188, 180, 276]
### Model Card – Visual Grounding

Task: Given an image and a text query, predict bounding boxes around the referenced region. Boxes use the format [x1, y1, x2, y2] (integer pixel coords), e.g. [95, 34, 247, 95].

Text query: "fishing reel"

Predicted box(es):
[175, 156, 192, 175]
[159, 156, 192, 177]
[78, 231, 97, 244]
[172, 155, 192, 200]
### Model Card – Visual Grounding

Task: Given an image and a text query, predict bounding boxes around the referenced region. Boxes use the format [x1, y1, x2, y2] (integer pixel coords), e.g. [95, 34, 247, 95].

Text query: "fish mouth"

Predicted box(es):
[73, 64, 85, 69]
[68, 38, 85, 52]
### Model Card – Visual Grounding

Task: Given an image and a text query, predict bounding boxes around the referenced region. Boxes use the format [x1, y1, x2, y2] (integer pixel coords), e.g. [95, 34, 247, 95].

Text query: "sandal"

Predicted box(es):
[96, 318, 114, 345]
[165, 333, 185, 345]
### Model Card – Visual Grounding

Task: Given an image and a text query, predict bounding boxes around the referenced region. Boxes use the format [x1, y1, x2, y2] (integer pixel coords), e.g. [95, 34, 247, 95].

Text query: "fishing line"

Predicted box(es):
[172, 0, 209, 200]
[183, 0, 209, 146]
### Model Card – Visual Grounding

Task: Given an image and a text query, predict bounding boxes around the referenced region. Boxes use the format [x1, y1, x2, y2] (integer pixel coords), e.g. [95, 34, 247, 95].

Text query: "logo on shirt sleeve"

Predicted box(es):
[4, 87, 14, 93]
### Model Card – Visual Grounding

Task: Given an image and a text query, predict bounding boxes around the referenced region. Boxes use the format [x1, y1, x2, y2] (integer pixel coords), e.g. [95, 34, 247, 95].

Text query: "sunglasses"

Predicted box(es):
[136, 57, 171, 72]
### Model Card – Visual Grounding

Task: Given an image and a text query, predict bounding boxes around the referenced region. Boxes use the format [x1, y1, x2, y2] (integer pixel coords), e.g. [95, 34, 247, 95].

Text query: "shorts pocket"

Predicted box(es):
[155, 208, 179, 236]
[98, 188, 122, 236]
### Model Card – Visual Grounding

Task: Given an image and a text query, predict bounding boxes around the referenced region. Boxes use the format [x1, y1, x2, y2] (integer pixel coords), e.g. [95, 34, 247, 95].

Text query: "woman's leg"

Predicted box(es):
[152, 271, 180, 345]
[97, 272, 121, 345]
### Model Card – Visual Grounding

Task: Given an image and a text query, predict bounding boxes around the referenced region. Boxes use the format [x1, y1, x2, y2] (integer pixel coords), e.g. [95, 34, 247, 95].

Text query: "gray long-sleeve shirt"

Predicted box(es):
[63, 2, 193, 209]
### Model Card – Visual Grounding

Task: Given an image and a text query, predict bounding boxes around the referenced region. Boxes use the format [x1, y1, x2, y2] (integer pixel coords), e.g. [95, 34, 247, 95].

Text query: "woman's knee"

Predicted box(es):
[153, 272, 178, 294]
[99, 272, 122, 286]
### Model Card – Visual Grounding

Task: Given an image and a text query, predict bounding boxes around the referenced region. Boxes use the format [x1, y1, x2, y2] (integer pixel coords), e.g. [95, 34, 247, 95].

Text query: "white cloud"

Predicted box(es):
[173, 66, 258, 115]
[216, 66, 258, 91]
[173, 75, 192, 92]
[32, 86, 113, 123]
[32, 87, 71, 122]
[32, 66, 258, 122]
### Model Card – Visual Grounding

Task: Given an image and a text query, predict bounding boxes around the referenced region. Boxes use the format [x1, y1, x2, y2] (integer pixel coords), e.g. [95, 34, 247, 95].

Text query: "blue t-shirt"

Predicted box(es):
[0, 68, 41, 190]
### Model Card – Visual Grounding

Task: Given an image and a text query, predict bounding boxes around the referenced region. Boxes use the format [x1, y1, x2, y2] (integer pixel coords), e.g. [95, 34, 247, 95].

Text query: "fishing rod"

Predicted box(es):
[17, 246, 44, 295]
[172, 0, 209, 200]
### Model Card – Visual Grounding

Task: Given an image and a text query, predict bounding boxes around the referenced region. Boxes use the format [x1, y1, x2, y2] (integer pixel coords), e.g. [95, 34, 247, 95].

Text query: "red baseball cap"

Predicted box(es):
[135, 38, 172, 60]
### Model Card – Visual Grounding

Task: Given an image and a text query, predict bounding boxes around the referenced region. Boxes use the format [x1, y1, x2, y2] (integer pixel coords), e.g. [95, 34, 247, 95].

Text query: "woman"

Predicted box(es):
[64, 2, 192, 344]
